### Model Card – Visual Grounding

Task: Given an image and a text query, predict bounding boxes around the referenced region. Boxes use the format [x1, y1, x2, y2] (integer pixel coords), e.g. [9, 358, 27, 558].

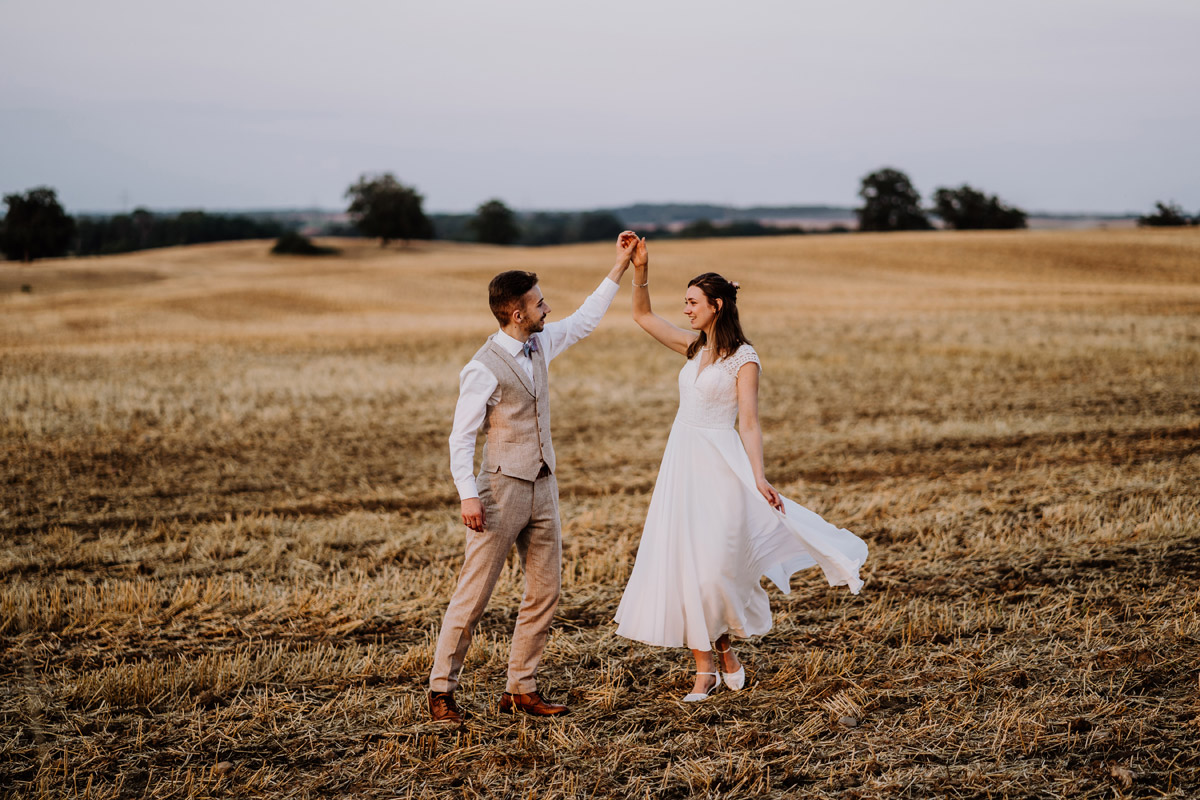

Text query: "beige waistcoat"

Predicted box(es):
[473, 337, 555, 481]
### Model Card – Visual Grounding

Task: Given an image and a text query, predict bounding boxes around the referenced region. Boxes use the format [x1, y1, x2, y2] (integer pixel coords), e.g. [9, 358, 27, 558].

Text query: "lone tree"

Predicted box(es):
[932, 184, 1028, 230]
[469, 199, 520, 245]
[856, 168, 932, 232]
[345, 173, 432, 246]
[1138, 201, 1192, 227]
[1, 186, 76, 262]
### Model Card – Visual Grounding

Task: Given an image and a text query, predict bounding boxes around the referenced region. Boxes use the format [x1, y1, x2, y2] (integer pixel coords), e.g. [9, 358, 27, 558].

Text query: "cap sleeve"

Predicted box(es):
[723, 344, 760, 377]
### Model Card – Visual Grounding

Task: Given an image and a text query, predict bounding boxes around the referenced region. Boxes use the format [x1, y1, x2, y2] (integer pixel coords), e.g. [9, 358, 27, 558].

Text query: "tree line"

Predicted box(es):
[76, 209, 288, 255]
[852, 168, 1195, 232]
[0, 191, 291, 262]
[348, 168, 1032, 247]
[3, 170, 1196, 262]
[337, 168, 1036, 248]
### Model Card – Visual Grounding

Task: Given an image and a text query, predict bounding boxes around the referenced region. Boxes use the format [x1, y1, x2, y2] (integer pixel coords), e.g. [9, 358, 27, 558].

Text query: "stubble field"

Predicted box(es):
[2, 229, 1199, 799]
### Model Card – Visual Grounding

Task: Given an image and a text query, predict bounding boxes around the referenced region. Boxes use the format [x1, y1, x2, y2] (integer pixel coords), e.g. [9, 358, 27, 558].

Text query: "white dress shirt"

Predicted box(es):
[449, 277, 620, 500]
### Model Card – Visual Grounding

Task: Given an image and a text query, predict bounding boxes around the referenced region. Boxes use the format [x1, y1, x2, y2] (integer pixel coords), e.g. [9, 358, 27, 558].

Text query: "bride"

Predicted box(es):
[613, 236, 868, 701]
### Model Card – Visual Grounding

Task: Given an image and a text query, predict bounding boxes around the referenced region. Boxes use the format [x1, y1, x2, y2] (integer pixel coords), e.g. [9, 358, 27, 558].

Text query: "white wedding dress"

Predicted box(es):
[614, 344, 867, 649]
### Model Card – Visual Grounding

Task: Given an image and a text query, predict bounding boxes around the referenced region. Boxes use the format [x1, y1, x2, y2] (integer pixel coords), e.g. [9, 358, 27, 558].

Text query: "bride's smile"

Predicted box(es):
[683, 285, 720, 331]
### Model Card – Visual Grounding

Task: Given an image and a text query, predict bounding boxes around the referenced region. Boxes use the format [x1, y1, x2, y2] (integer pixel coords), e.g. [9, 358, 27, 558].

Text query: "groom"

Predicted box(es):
[429, 233, 638, 723]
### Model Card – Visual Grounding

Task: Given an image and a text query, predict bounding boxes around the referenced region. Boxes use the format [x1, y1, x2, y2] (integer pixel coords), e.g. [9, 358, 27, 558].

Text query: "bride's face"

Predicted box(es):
[684, 286, 720, 331]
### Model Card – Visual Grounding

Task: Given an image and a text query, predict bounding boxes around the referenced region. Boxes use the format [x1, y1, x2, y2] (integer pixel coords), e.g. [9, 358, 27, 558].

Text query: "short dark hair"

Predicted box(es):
[488, 270, 539, 326]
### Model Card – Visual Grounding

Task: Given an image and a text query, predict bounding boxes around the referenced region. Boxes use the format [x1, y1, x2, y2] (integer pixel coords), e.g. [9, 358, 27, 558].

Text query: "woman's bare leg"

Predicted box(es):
[689, 648, 720, 695]
[714, 633, 741, 674]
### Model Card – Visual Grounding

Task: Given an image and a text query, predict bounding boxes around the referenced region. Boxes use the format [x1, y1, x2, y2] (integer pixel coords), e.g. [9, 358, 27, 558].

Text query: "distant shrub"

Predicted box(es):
[932, 185, 1028, 230]
[270, 232, 339, 256]
[1138, 201, 1193, 227]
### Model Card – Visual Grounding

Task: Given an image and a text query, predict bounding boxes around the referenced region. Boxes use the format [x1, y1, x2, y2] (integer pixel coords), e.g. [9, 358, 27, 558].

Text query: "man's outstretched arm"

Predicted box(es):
[538, 232, 637, 362]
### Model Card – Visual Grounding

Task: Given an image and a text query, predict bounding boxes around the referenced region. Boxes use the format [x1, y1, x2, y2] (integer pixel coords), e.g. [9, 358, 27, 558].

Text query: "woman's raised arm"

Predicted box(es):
[631, 237, 696, 355]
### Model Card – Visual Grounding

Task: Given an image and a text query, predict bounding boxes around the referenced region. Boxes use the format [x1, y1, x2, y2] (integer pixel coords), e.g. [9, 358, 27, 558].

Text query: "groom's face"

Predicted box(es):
[517, 285, 550, 333]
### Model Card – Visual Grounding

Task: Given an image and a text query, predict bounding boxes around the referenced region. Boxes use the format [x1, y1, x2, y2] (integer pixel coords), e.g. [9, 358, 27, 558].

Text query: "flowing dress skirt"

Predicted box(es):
[614, 419, 868, 650]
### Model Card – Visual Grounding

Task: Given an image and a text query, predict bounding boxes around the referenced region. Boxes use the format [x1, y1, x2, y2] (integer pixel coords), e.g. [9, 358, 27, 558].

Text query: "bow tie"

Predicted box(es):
[521, 336, 540, 359]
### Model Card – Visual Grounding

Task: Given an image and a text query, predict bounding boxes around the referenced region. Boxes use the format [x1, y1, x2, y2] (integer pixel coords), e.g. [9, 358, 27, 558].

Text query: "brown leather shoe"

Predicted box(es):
[499, 690, 569, 717]
[428, 691, 466, 724]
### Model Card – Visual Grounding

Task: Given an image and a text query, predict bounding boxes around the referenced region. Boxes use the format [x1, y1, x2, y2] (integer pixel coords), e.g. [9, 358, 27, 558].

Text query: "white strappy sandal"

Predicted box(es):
[715, 645, 745, 691]
[682, 672, 721, 702]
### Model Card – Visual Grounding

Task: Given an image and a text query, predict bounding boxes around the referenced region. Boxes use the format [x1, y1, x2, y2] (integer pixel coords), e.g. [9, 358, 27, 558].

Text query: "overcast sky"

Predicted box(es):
[2, 0, 1198, 214]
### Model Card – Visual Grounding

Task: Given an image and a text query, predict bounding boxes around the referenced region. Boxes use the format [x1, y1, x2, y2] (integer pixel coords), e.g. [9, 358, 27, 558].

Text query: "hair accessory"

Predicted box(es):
[731, 281, 740, 290]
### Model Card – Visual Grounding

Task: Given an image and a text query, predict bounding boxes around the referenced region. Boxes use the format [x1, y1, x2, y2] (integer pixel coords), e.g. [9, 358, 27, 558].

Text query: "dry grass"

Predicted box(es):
[2, 229, 1199, 799]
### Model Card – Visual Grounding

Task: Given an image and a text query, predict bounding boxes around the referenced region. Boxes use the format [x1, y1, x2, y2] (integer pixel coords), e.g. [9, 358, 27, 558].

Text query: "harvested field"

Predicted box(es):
[2, 229, 1199, 798]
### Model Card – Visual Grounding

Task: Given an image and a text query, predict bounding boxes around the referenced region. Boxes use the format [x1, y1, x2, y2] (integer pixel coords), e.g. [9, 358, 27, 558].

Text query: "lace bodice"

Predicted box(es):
[675, 343, 760, 429]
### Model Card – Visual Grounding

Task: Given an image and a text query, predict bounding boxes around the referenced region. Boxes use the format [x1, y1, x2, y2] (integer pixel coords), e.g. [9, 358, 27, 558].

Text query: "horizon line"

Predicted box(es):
[63, 202, 1146, 220]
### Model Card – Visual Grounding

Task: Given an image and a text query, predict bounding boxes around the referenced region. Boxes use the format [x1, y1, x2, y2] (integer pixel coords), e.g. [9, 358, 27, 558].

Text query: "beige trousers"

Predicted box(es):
[429, 469, 561, 694]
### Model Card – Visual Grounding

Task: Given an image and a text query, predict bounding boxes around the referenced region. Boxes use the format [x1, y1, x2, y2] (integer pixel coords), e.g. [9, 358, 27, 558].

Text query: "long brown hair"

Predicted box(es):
[684, 272, 751, 360]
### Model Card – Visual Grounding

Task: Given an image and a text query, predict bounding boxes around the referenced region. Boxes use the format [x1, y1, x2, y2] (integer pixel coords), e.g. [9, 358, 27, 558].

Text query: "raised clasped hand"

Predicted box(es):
[616, 230, 639, 266]
[632, 236, 648, 269]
